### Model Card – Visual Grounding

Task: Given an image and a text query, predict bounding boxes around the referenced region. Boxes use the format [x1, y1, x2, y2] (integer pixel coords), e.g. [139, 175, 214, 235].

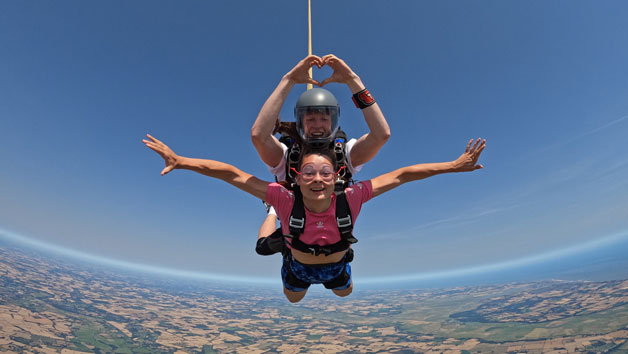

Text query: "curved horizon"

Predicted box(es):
[2, 226, 627, 287]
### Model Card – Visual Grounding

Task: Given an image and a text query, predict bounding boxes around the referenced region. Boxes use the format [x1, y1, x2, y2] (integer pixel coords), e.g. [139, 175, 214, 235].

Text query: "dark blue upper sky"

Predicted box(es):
[1, 1, 627, 285]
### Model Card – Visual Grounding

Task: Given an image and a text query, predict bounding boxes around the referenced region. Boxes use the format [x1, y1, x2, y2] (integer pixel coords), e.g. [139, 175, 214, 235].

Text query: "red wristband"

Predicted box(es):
[352, 89, 375, 109]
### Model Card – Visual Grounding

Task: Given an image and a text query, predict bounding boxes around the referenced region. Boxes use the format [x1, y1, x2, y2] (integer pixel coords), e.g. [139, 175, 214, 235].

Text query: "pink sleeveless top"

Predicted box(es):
[265, 181, 373, 247]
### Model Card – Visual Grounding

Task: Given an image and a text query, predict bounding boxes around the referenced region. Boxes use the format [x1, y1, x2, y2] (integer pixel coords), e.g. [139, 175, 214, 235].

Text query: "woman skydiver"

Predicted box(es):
[143, 134, 486, 303]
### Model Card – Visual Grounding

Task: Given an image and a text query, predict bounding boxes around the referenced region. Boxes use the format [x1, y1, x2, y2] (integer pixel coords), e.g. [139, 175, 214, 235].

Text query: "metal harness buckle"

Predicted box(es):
[336, 215, 352, 228]
[289, 216, 305, 229]
[309, 247, 332, 256]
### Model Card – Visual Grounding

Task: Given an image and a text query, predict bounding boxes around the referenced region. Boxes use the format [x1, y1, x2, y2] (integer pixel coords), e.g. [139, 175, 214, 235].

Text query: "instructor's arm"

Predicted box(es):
[251, 55, 323, 168]
[320, 54, 391, 168]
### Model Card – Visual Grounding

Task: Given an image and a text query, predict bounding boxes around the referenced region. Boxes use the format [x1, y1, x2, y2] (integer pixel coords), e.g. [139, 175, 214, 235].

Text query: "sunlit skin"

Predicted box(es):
[302, 110, 332, 139]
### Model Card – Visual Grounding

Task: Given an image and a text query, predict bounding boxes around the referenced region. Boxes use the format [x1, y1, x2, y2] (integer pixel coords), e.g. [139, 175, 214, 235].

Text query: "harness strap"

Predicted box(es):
[282, 128, 353, 188]
[283, 254, 311, 290]
[286, 188, 358, 256]
[286, 143, 301, 182]
[333, 128, 353, 193]
[322, 263, 350, 289]
[336, 192, 358, 244]
[289, 237, 349, 256]
[288, 188, 306, 236]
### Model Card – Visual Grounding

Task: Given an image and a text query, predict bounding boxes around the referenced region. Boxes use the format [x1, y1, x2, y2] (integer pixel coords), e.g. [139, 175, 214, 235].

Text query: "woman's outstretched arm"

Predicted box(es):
[370, 138, 486, 198]
[142, 134, 269, 201]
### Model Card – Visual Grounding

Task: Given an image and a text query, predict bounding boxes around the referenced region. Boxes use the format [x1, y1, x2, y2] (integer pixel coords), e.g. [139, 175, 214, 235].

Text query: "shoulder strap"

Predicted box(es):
[285, 142, 301, 185]
[288, 187, 305, 237]
[335, 191, 358, 244]
[286, 188, 357, 255]
[275, 121, 302, 185]
[333, 128, 353, 193]
[287, 187, 327, 255]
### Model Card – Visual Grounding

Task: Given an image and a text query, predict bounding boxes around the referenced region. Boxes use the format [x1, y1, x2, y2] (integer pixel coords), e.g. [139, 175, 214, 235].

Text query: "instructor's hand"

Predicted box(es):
[285, 55, 323, 86]
[319, 54, 359, 87]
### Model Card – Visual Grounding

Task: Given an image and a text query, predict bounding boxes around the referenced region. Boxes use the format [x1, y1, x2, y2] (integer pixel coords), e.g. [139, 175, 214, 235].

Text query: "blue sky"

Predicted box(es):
[2, 1, 628, 286]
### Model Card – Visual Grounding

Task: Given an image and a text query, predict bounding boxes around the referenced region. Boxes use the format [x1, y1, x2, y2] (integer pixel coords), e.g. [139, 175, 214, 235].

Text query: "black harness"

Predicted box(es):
[281, 128, 354, 193]
[284, 188, 358, 256]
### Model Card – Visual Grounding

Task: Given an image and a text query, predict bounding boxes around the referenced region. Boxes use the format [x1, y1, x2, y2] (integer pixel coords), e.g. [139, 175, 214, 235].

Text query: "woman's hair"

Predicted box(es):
[273, 120, 303, 146]
[298, 146, 337, 170]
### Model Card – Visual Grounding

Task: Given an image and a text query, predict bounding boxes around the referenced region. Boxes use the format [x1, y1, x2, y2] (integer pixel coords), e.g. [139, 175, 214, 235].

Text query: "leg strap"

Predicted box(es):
[323, 249, 353, 289]
[345, 248, 354, 263]
[323, 263, 350, 289]
[284, 259, 311, 290]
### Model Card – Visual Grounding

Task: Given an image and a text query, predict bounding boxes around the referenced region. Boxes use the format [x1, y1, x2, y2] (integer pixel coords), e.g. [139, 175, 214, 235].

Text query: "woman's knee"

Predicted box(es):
[283, 287, 307, 303]
[332, 282, 353, 297]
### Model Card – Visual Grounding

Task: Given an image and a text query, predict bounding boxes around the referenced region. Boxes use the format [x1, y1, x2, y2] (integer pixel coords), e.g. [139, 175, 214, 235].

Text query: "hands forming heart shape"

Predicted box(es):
[287, 54, 358, 87]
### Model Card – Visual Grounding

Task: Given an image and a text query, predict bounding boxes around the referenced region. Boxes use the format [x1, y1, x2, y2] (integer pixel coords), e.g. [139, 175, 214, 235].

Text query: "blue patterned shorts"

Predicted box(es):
[281, 252, 352, 292]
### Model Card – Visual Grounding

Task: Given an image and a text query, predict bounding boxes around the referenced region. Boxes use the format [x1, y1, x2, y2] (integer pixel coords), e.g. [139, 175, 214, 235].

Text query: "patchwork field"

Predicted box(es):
[1, 244, 628, 353]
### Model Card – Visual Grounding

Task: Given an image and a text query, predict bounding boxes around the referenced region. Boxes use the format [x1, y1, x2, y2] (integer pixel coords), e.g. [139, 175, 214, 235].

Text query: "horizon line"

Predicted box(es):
[1, 226, 627, 286]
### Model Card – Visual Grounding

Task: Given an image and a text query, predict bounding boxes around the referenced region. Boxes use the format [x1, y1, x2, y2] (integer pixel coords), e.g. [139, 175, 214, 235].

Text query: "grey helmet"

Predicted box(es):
[294, 88, 340, 149]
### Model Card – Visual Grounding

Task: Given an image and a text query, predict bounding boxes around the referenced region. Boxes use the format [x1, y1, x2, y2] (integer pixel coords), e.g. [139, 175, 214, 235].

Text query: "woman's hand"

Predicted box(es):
[452, 138, 486, 172]
[142, 134, 180, 175]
